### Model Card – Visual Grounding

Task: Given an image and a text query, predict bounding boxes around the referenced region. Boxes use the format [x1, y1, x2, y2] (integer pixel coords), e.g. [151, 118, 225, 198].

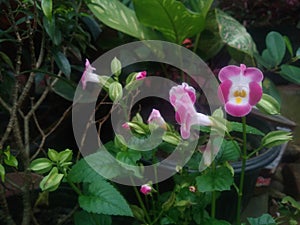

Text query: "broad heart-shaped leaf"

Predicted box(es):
[280, 64, 300, 84]
[247, 213, 276, 225]
[214, 9, 257, 58]
[86, 0, 158, 40]
[265, 31, 286, 66]
[74, 210, 112, 225]
[187, 0, 213, 18]
[78, 180, 133, 216]
[133, 0, 205, 44]
[196, 165, 233, 192]
[68, 150, 124, 183]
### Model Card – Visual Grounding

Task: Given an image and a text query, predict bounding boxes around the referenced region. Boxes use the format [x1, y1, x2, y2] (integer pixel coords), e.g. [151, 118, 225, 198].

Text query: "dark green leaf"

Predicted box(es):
[280, 64, 300, 84]
[265, 31, 286, 66]
[78, 180, 133, 216]
[116, 150, 141, 165]
[43, 16, 62, 45]
[247, 214, 276, 225]
[0, 51, 14, 70]
[229, 122, 265, 136]
[218, 140, 240, 163]
[296, 47, 300, 58]
[262, 78, 281, 104]
[52, 50, 71, 78]
[87, 0, 158, 40]
[196, 165, 233, 192]
[203, 218, 231, 225]
[41, 0, 52, 20]
[74, 210, 112, 225]
[133, 0, 205, 44]
[52, 78, 76, 101]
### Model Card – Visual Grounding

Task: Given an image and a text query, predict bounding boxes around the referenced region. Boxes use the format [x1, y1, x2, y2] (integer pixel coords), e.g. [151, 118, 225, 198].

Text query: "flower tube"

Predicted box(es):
[80, 59, 100, 90]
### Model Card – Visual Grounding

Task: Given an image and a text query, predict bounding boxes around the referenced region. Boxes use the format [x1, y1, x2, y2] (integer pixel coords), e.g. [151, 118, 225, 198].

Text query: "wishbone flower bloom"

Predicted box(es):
[218, 64, 263, 117]
[80, 59, 100, 90]
[147, 109, 167, 130]
[135, 71, 147, 80]
[169, 83, 213, 139]
[140, 184, 152, 195]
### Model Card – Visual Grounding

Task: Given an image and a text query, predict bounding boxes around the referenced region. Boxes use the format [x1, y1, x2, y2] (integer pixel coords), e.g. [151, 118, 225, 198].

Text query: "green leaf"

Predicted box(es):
[296, 47, 300, 58]
[48, 149, 59, 162]
[265, 31, 286, 66]
[203, 218, 231, 225]
[214, 9, 257, 58]
[283, 35, 293, 57]
[280, 64, 300, 84]
[0, 164, 5, 182]
[133, 0, 205, 44]
[41, 0, 52, 20]
[43, 16, 62, 45]
[74, 210, 112, 225]
[188, 0, 213, 18]
[87, 0, 158, 40]
[39, 167, 64, 192]
[256, 93, 281, 115]
[78, 180, 133, 216]
[218, 140, 240, 163]
[111, 57, 122, 77]
[116, 149, 141, 165]
[0, 51, 14, 70]
[68, 150, 124, 182]
[52, 78, 76, 101]
[262, 78, 281, 104]
[229, 122, 265, 136]
[52, 50, 71, 78]
[262, 130, 292, 148]
[58, 149, 73, 163]
[30, 158, 53, 174]
[282, 196, 300, 211]
[114, 134, 127, 151]
[247, 213, 276, 225]
[196, 165, 233, 192]
[108, 82, 123, 102]
[4, 154, 18, 168]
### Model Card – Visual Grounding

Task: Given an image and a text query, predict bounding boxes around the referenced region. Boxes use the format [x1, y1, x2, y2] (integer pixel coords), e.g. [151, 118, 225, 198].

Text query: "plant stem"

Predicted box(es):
[236, 116, 247, 225]
[211, 160, 217, 218]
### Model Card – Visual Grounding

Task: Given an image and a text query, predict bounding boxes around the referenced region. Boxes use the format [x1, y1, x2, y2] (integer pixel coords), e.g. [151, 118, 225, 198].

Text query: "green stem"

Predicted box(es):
[130, 177, 152, 224]
[211, 160, 217, 218]
[65, 174, 82, 196]
[236, 116, 247, 225]
[192, 33, 201, 53]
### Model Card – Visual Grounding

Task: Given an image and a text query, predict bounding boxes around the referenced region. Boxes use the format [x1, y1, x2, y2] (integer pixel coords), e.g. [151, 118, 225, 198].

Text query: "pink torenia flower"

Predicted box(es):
[169, 83, 212, 139]
[140, 184, 152, 195]
[218, 64, 263, 117]
[147, 109, 167, 129]
[136, 71, 147, 80]
[81, 59, 100, 90]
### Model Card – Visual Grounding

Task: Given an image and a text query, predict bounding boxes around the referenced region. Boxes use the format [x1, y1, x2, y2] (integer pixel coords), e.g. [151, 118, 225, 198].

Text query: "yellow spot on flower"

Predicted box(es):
[235, 97, 242, 104]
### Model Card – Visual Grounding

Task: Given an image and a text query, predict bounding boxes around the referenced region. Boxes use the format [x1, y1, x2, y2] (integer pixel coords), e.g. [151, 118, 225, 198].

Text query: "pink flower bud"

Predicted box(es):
[140, 184, 152, 195]
[136, 71, 147, 80]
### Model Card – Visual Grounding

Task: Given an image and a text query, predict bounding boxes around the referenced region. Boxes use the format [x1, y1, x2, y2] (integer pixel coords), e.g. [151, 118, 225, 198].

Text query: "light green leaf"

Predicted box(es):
[111, 57, 122, 77]
[114, 134, 127, 151]
[282, 196, 300, 211]
[262, 130, 292, 148]
[58, 149, 73, 163]
[79, 180, 133, 216]
[296, 47, 300, 58]
[4, 154, 18, 168]
[133, 0, 205, 44]
[265, 31, 286, 66]
[0, 164, 5, 182]
[87, 0, 158, 40]
[188, 0, 213, 18]
[30, 158, 53, 174]
[39, 167, 64, 192]
[116, 150, 141, 166]
[109, 82, 123, 102]
[256, 93, 281, 115]
[41, 0, 52, 20]
[48, 149, 59, 162]
[74, 210, 112, 225]
[43, 16, 62, 45]
[196, 165, 233, 192]
[247, 213, 276, 225]
[280, 64, 300, 84]
[214, 9, 257, 58]
[283, 35, 293, 57]
[52, 50, 71, 78]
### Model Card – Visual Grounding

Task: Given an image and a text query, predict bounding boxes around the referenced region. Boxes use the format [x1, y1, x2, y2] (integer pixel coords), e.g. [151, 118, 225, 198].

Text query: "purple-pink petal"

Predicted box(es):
[225, 102, 252, 117]
[218, 80, 232, 103]
[248, 82, 263, 106]
[218, 65, 242, 82]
